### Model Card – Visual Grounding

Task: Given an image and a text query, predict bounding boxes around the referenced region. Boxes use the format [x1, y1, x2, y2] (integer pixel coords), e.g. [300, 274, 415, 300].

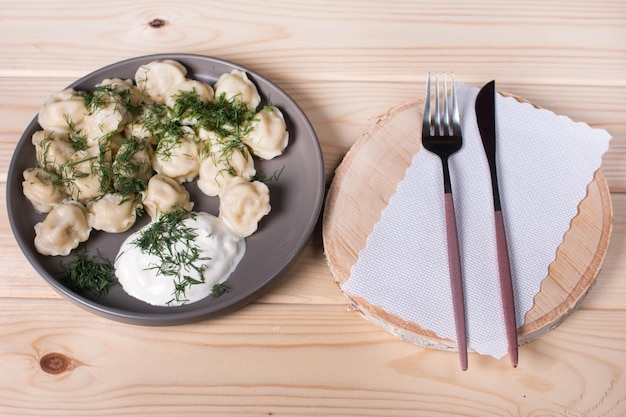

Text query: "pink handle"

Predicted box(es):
[494, 210, 519, 367]
[444, 193, 468, 371]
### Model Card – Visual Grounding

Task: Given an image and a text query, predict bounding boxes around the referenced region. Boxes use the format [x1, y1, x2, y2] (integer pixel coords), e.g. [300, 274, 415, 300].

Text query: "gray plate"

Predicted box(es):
[6, 54, 324, 325]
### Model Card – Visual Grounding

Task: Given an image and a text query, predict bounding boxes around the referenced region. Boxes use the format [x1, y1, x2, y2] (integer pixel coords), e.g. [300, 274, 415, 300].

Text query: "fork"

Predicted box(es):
[421, 72, 468, 371]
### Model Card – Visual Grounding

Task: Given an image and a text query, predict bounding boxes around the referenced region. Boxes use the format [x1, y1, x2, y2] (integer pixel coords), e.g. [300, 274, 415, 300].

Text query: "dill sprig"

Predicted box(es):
[138, 102, 168, 133]
[115, 176, 148, 197]
[168, 90, 257, 138]
[211, 283, 229, 299]
[96, 137, 115, 195]
[76, 84, 142, 117]
[60, 251, 116, 297]
[32, 168, 65, 196]
[138, 90, 257, 166]
[131, 207, 212, 305]
[65, 116, 89, 151]
[34, 132, 54, 171]
[253, 166, 286, 183]
[112, 137, 152, 195]
[60, 154, 97, 199]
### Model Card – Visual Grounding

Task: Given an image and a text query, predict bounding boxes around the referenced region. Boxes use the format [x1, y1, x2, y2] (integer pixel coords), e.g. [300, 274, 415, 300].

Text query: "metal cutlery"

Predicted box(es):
[421, 72, 468, 371]
[475, 80, 519, 367]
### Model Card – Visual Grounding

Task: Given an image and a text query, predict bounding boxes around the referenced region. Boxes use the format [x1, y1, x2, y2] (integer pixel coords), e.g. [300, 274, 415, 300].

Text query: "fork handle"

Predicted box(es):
[444, 192, 468, 371]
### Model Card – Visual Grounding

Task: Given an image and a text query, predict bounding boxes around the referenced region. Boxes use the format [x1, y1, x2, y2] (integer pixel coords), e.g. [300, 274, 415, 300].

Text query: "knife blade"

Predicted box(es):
[475, 81, 519, 367]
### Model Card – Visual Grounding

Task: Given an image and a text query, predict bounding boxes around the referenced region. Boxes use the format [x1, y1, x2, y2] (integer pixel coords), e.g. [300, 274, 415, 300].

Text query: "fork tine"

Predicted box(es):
[442, 73, 450, 135]
[434, 73, 441, 135]
[423, 72, 432, 135]
[423, 72, 460, 137]
[451, 73, 460, 136]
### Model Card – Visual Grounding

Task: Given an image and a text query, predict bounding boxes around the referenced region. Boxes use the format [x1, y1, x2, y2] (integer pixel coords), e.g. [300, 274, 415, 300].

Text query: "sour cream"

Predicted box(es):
[115, 211, 245, 306]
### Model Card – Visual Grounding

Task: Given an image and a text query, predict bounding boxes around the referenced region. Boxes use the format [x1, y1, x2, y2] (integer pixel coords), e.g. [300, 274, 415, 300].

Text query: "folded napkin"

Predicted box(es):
[342, 83, 611, 358]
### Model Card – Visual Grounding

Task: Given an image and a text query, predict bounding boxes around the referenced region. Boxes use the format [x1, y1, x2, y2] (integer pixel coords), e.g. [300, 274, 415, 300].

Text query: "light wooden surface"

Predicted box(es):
[1, 1, 625, 416]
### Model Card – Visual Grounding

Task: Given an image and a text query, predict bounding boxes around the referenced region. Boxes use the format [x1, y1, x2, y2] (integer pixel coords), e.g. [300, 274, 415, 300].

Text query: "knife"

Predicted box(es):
[475, 81, 519, 367]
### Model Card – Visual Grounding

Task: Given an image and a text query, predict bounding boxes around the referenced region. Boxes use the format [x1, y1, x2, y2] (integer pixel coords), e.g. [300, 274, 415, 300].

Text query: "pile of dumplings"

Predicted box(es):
[22, 59, 289, 256]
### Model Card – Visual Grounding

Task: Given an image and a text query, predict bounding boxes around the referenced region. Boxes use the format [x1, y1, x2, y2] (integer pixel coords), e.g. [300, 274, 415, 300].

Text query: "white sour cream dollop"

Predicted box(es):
[115, 211, 245, 306]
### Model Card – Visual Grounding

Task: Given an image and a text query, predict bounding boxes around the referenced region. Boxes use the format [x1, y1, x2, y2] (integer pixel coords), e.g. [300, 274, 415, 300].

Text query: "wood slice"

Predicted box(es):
[322, 100, 613, 351]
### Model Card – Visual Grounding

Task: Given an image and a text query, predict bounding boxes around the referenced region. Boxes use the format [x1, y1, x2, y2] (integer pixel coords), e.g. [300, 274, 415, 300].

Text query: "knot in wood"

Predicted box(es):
[149, 18, 167, 29]
[40, 352, 72, 375]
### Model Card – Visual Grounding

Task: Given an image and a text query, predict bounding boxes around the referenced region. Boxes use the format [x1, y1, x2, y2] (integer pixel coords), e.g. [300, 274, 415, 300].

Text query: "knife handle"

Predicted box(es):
[494, 210, 519, 367]
[444, 192, 468, 371]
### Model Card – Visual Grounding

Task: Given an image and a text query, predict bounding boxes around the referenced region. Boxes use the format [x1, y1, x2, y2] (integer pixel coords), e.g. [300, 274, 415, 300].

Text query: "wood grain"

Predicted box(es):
[323, 100, 612, 350]
[1, 1, 625, 85]
[1, 298, 626, 417]
[1, 0, 626, 415]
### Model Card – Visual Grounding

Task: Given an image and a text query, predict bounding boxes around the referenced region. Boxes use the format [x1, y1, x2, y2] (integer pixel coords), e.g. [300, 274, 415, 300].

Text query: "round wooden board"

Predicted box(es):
[322, 100, 613, 351]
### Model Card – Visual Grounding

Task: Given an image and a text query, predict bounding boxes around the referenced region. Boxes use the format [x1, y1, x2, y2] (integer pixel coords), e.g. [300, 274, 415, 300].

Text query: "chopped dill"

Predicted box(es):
[112, 137, 152, 195]
[65, 117, 89, 151]
[253, 165, 285, 183]
[138, 90, 257, 168]
[115, 176, 148, 196]
[132, 207, 212, 305]
[154, 129, 188, 161]
[211, 283, 229, 299]
[76, 84, 142, 117]
[168, 90, 257, 138]
[32, 168, 64, 195]
[34, 132, 54, 171]
[132, 207, 193, 254]
[60, 153, 108, 201]
[60, 251, 116, 297]
[96, 137, 115, 195]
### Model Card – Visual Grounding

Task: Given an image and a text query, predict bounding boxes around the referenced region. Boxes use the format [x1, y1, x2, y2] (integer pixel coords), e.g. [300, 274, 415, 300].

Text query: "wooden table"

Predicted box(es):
[1, 1, 625, 416]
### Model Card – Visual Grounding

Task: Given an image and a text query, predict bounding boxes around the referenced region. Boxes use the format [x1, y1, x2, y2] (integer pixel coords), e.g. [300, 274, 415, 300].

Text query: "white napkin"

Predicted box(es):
[342, 83, 611, 358]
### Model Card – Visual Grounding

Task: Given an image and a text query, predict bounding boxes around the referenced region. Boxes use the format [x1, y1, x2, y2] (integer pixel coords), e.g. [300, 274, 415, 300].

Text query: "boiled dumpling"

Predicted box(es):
[34, 201, 91, 256]
[82, 92, 130, 144]
[152, 131, 201, 183]
[32, 130, 74, 173]
[166, 79, 214, 109]
[142, 174, 193, 220]
[87, 193, 140, 233]
[82, 79, 142, 142]
[135, 60, 187, 103]
[62, 148, 109, 203]
[214, 70, 261, 110]
[243, 106, 289, 160]
[124, 109, 154, 141]
[22, 168, 67, 213]
[198, 143, 255, 197]
[219, 177, 270, 237]
[97, 78, 144, 108]
[37, 88, 88, 134]
[82, 103, 127, 144]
